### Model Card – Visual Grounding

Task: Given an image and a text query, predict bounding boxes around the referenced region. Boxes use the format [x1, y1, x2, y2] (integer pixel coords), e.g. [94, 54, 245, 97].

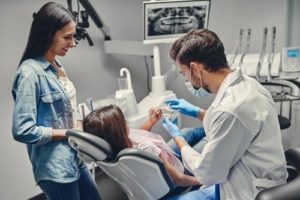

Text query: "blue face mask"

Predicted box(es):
[185, 81, 210, 97]
[185, 65, 210, 97]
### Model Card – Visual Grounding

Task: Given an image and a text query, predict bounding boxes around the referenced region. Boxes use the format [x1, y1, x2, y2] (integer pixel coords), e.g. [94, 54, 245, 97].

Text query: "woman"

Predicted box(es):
[83, 104, 212, 190]
[12, 2, 101, 200]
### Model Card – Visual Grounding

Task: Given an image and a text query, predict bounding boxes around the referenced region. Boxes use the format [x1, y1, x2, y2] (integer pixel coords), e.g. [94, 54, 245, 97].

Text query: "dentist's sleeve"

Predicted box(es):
[181, 111, 254, 186]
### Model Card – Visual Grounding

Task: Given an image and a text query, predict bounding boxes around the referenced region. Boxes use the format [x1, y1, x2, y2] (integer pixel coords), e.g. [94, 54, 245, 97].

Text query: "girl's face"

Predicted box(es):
[47, 21, 76, 57]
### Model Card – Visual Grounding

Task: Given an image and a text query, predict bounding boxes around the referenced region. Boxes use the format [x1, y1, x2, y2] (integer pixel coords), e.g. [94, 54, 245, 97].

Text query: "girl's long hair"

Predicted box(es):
[83, 105, 132, 157]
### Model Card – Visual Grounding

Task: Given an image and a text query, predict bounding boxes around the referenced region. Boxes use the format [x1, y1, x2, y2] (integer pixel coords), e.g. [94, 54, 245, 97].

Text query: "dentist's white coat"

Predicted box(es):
[181, 68, 287, 200]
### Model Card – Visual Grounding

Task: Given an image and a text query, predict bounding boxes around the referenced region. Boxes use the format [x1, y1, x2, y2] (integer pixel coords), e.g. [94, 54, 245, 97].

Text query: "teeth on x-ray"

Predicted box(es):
[148, 6, 207, 36]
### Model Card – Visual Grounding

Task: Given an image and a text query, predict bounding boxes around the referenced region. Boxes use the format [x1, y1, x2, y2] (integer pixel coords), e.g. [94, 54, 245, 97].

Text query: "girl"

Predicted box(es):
[83, 104, 202, 187]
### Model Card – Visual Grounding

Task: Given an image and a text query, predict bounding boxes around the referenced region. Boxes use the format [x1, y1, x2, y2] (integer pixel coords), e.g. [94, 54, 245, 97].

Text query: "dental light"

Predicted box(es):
[66, 0, 111, 46]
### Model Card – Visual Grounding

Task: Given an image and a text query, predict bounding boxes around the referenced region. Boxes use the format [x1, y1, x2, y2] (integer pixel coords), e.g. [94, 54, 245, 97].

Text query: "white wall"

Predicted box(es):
[287, 0, 300, 46]
[0, 0, 292, 199]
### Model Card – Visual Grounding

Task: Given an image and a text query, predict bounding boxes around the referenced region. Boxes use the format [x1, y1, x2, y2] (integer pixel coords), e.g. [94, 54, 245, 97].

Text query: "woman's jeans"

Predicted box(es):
[39, 165, 101, 200]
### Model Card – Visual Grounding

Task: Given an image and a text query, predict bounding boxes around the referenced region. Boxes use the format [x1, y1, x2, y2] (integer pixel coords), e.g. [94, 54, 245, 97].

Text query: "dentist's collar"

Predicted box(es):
[212, 68, 243, 106]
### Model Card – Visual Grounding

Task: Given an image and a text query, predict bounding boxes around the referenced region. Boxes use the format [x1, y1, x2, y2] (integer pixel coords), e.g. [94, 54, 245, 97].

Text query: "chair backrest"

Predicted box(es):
[255, 148, 300, 200]
[67, 129, 113, 163]
[66, 130, 175, 200]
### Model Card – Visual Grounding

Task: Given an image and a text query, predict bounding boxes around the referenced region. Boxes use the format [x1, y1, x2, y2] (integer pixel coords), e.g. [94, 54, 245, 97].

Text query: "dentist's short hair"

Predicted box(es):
[170, 28, 229, 72]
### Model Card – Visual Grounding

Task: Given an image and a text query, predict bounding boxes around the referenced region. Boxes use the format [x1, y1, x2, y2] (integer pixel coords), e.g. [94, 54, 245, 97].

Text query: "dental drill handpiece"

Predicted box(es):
[229, 29, 243, 66]
[267, 27, 276, 82]
[80, 104, 86, 118]
[256, 27, 268, 81]
[238, 28, 251, 68]
[88, 97, 94, 111]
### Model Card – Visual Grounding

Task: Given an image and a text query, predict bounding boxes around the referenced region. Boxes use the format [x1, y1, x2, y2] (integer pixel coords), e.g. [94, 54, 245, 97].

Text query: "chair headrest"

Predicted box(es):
[66, 130, 114, 162]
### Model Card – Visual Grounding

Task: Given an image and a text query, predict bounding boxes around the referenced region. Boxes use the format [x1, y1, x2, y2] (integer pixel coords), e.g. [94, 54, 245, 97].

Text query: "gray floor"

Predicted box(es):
[95, 171, 129, 200]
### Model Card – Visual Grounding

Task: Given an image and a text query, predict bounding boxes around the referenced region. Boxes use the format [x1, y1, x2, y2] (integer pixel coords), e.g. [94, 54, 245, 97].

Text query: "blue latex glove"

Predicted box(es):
[162, 118, 183, 138]
[165, 99, 200, 118]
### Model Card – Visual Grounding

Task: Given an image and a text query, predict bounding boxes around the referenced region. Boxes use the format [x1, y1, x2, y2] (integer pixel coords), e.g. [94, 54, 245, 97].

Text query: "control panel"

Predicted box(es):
[282, 47, 300, 72]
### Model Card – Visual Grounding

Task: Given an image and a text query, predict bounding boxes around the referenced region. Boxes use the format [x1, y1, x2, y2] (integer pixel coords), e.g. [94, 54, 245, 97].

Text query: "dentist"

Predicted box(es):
[163, 29, 287, 200]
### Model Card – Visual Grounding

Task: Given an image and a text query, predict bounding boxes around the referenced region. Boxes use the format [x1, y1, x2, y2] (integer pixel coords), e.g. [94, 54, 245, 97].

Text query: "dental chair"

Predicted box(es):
[66, 129, 189, 200]
[255, 148, 300, 200]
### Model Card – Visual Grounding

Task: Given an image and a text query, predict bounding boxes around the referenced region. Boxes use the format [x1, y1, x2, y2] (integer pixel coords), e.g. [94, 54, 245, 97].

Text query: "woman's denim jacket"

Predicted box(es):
[12, 57, 81, 183]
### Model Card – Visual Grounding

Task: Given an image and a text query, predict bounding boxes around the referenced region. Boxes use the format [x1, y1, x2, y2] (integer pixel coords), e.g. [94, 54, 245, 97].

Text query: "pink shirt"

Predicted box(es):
[129, 128, 184, 174]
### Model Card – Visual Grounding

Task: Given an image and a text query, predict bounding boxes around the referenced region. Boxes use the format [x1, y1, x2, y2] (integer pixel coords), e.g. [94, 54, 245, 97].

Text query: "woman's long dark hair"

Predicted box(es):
[83, 105, 133, 157]
[19, 2, 75, 66]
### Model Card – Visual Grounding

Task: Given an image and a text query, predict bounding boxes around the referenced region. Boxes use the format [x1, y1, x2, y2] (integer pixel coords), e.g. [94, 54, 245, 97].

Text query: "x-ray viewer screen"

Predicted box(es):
[144, 0, 210, 44]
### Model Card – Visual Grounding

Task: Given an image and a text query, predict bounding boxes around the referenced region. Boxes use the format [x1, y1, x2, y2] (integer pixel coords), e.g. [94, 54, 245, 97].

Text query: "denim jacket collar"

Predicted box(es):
[35, 57, 64, 78]
[35, 57, 51, 70]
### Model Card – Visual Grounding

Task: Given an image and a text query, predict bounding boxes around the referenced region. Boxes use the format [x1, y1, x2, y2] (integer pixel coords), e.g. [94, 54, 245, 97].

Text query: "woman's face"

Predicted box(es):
[47, 21, 76, 57]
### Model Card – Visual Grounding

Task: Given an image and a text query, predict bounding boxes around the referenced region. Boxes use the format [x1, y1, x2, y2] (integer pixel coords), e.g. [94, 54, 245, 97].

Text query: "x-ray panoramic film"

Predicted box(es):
[144, 0, 210, 43]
